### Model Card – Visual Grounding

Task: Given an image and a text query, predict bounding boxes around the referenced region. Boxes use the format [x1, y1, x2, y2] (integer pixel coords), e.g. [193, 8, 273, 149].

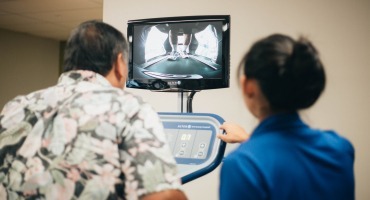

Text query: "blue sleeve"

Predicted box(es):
[219, 151, 268, 200]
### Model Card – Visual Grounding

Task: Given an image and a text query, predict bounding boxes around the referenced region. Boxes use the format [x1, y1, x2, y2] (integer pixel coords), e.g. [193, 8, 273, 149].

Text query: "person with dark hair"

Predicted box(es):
[0, 20, 187, 200]
[218, 34, 354, 200]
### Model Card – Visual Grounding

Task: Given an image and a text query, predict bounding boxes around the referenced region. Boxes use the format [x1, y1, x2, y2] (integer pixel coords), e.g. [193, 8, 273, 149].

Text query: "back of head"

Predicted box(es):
[239, 34, 326, 111]
[63, 20, 128, 76]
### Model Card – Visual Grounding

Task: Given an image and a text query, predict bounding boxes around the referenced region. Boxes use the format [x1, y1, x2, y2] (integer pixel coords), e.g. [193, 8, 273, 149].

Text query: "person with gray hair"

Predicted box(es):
[0, 20, 187, 200]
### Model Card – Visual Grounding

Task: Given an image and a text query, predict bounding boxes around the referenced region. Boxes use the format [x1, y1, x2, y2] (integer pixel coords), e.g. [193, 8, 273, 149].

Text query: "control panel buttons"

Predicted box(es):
[163, 127, 212, 160]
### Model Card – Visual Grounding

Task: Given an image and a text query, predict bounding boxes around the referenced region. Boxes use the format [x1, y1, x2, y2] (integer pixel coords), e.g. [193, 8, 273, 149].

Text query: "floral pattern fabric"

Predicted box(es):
[0, 70, 182, 199]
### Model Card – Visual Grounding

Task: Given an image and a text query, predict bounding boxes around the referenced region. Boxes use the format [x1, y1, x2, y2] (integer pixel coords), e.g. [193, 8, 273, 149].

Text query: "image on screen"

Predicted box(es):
[131, 21, 225, 80]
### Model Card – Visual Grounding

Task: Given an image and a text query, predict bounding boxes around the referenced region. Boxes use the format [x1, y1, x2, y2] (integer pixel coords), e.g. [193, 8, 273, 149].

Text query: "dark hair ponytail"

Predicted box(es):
[239, 34, 326, 111]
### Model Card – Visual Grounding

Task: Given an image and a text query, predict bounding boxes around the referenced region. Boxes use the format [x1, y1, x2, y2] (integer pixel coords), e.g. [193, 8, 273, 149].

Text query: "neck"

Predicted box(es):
[105, 69, 124, 89]
[258, 109, 294, 122]
[256, 106, 274, 122]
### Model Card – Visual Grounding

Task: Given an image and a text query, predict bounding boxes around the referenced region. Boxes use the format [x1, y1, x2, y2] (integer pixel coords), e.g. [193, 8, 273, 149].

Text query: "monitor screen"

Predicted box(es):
[126, 15, 230, 91]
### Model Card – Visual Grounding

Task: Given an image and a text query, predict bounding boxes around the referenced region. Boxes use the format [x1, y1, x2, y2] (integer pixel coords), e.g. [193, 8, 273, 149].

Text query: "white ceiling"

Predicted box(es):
[0, 0, 103, 41]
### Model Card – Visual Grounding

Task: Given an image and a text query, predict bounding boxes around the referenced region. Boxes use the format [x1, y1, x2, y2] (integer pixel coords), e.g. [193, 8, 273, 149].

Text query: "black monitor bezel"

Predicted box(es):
[126, 15, 230, 92]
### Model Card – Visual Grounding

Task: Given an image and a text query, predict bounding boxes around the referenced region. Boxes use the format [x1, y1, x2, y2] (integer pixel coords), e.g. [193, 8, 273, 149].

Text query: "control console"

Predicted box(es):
[159, 112, 226, 184]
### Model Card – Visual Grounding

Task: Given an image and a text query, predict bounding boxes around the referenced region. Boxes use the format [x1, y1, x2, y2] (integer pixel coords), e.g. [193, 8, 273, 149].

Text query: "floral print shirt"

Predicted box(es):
[0, 70, 182, 199]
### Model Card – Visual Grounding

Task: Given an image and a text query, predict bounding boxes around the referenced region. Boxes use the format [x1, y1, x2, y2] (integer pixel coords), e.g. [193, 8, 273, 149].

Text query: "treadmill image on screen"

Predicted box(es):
[132, 21, 224, 80]
[159, 112, 226, 184]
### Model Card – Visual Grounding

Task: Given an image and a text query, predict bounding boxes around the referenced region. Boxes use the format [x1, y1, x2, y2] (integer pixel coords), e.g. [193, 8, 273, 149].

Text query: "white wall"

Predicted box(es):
[0, 28, 60, 108]
[103, 0, 370, 199]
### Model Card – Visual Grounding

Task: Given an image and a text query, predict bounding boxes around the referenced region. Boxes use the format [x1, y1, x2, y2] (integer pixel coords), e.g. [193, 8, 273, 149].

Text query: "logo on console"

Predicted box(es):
[177, 124, 191, 129]
[177, 124, 211, 129]
[168, 81, 181, 86]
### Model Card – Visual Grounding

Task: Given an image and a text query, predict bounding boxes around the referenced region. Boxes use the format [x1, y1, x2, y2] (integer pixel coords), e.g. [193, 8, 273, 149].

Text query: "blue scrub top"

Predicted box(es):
[219, 112, 354, 200]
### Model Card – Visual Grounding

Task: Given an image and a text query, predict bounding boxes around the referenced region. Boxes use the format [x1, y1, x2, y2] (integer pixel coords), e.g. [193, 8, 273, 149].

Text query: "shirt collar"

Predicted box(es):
[252, 112, 307, 135]
[57, 70, 112, 87]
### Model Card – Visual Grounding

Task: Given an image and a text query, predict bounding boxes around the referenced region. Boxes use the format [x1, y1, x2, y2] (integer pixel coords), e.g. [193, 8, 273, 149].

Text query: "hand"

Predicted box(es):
[140, 189, 187, 200]
[217, 122, 250, 143]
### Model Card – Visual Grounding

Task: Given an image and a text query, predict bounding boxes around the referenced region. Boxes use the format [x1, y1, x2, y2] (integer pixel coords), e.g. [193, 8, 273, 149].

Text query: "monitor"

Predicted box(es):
[126, 15, 230, 91]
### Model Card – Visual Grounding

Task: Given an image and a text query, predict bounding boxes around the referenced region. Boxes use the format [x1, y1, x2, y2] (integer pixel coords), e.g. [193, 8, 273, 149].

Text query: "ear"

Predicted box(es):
[116, 53, 129, 88]
[106, 53, 127, 88]
[240, 75, 255, 98]
[240, 75, 248, 96]
[113, 53, 125, 80]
